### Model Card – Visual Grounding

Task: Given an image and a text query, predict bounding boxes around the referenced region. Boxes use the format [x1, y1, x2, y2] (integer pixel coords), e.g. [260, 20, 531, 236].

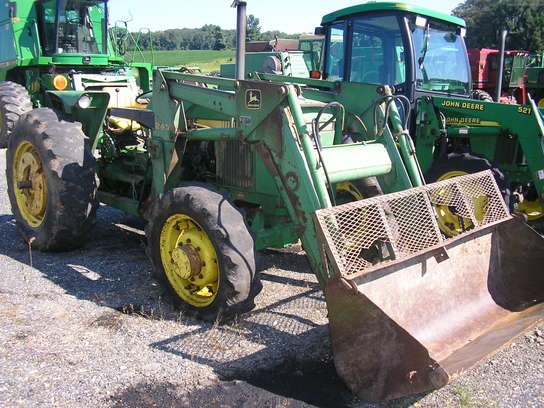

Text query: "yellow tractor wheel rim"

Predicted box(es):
[159, 214, 219, 307]
[435, 170, 488, 236]
[336, 181, 364, 202]
[516, 199, 544, 221]
[336, 181, 369, 254]
[13, 141, 48, 227]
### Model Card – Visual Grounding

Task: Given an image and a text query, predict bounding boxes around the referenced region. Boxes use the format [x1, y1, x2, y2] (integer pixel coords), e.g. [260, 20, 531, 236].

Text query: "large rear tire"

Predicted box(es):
[425, 152, 510, 237]
[146, 185, 260, 322]
[0, 81, 32, 148]
[6, 108, 98, 250]
[471, 89, 493, 102]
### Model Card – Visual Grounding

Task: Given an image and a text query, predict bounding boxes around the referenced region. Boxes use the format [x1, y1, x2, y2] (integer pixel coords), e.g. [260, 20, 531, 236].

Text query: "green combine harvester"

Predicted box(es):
[1, 0, 544, 402]
[0, 0, 152, 149]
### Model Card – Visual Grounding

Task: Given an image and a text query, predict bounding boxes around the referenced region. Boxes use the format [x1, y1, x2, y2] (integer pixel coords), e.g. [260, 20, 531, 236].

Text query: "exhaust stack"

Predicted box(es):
[232, 1, 247, 80]
[495, 29, 508, 102]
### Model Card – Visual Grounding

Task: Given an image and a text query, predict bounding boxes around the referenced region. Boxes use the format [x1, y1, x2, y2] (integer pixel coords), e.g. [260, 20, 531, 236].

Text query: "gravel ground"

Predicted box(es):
[0, 149, 542, 408]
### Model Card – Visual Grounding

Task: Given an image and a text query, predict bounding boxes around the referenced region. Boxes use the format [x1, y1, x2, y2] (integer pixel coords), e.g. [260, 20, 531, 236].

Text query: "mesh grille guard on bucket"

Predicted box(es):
[314, 170, 511, 277]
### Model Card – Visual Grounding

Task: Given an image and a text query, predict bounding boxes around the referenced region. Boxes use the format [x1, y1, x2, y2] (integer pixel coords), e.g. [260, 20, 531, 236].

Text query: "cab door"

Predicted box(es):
[0, 1, 17, 73]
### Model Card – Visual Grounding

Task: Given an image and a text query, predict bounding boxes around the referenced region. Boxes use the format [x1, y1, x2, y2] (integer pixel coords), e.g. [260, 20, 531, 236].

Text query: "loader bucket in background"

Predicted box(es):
[314, 171, 544, 402]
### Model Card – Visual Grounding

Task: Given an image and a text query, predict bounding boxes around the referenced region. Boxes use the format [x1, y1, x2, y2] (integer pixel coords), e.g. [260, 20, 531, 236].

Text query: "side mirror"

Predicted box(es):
[8, 1, 19, 21]
[314, 26, 325, 35]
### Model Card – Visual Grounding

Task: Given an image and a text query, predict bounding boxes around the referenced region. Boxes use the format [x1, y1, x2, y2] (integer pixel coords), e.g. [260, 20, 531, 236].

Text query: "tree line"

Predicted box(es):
[129, 15, 298, 51]
[453, 0, 544, 52]
[125, 4, 544, 53]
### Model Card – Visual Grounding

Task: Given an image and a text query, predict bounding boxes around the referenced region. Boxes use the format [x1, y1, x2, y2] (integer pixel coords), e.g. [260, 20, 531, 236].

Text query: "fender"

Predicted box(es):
[45, 90, 110, 144]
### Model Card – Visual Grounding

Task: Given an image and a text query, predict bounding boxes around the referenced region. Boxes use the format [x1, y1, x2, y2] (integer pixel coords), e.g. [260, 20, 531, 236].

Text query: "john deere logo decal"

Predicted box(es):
[246, 89, 261, 110]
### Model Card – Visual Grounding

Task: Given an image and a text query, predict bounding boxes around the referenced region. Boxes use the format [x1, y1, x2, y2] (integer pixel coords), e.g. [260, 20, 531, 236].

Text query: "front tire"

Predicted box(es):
[6, 108, 98, 250]
[146, 185, 259, 322]
[425, 153, 510, 237]
[0, 81, 32, 148]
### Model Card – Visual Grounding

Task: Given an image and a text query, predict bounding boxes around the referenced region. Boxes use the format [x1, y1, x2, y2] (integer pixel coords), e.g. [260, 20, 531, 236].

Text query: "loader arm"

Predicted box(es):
[252, 72, 420, 192]
[150, 69, 419, 281]
[151, 70, 337, 280]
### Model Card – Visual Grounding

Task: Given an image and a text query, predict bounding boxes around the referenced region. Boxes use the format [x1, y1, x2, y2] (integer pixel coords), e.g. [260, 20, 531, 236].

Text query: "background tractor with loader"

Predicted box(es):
[2, 0, 544, 403]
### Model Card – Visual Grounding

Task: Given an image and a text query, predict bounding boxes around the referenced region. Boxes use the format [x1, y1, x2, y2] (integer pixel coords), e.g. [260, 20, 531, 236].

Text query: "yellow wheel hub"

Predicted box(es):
[336, 181, 364, 203]
[435, 170, 488, 237]
[159, 214, 219, 307]
[516, 199, 544, 221]
[13, 141, 48, 227]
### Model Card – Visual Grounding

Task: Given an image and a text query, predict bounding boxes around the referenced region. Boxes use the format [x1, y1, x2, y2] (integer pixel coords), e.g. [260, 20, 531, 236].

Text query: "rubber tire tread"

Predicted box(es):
[6, 108, 98, 251]
[425, 152, 511, 206]
[145, 185, 259, 322]
[0, 81, 32, 148]
[350, 176, 383, 198]
[471, 89, 493, 102]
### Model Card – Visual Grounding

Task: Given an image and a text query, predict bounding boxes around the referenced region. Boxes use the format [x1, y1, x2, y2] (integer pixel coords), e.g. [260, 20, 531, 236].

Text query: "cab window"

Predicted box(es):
[412, 18, 470, 95]
[324, 23, 345, 81]
[349, 14, 406, 85]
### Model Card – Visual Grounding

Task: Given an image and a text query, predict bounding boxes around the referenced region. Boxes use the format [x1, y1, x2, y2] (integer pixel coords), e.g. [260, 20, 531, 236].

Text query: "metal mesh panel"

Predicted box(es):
[314, 171, 511, 277]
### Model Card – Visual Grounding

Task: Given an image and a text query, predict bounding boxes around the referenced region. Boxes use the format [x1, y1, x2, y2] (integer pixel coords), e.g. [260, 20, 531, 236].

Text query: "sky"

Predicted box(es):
[108, 0, 464, 34]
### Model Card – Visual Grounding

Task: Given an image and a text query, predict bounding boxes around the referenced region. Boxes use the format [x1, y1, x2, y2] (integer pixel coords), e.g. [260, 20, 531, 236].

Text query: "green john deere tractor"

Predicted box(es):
[3, 0, 544, 402]
[0, 0, 153, 149]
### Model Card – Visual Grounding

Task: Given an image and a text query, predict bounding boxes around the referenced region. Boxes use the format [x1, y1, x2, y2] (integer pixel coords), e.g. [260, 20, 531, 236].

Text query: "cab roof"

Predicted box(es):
[321, 1, 466, 27]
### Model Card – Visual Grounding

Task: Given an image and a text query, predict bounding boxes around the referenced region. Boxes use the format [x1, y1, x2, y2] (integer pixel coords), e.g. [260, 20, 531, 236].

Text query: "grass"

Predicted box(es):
[449, 385, 503, 408]
[454, 386, 475, 408]
[126, 49, 235, 73]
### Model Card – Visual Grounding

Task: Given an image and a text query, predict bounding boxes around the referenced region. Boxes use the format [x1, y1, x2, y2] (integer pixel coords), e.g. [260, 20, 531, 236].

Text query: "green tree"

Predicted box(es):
[247, 14, 261, 41]
[493, 0, 544, 52]
[203, 24, 226, 50]
[453, 0, 544, 52]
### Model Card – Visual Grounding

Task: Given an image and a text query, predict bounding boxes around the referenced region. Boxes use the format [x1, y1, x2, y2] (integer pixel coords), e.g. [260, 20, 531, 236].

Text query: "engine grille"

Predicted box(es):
[216, 141, 253, 189]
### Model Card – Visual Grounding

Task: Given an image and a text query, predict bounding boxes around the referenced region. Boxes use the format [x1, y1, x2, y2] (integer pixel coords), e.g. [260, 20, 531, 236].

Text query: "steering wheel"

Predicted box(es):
[361, 70, 379, 83]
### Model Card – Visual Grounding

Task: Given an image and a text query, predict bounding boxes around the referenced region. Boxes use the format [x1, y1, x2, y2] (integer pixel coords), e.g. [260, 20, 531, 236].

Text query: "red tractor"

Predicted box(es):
[468, 47, 541, 105]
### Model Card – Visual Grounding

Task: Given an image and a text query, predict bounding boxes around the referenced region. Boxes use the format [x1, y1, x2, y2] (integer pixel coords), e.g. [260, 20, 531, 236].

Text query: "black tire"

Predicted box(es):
[0, 81, 33, 148]
[6, 108, 98, 251]
[145, 185, 259, 322]
[351, 176, 384, 198]
[471, 89, 493, 102]
[425, 152, 510, 201]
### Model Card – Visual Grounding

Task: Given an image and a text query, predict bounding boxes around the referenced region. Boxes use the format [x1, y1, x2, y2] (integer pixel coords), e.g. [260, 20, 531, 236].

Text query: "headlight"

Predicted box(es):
[53, 75, 69, 90]
[77, 95, 92, 109]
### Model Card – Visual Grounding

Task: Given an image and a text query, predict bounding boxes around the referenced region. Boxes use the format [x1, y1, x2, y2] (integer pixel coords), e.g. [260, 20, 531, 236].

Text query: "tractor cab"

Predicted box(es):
[317, 2, 471, 99]
[37, 0, 109, 60]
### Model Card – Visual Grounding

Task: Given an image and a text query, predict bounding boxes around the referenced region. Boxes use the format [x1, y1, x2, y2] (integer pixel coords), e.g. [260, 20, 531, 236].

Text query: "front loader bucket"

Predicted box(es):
[314, 171, 544, 402]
